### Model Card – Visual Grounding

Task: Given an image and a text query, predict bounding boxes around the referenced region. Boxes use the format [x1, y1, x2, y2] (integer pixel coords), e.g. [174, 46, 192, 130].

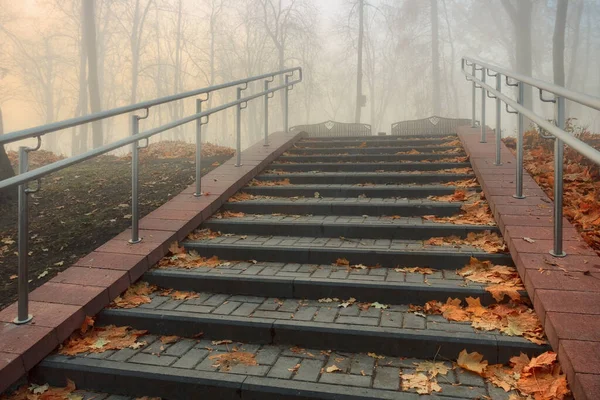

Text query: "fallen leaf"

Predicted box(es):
[457, 350, 488, 375]
[325, 365, 342, 373]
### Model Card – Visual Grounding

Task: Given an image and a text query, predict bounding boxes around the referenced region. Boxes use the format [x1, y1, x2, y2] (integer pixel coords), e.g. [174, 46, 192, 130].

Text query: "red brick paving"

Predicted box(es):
[458, 125, 600, 400]
[0, 130, 303, 393]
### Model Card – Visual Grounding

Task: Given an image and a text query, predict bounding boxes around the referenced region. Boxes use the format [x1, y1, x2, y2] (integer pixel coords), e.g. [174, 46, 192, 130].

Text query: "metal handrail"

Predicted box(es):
[1, 67, 302, 324]
[0, 67, 302, 146]
[461, 56, 600, 259]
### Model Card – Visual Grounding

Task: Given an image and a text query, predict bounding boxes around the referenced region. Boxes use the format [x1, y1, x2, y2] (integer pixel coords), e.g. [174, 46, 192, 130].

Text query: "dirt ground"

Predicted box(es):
[0, 143, 233, 310]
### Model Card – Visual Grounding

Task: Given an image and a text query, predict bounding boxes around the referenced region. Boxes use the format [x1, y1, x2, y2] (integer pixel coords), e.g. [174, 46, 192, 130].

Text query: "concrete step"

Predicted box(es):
[284, 146, 461, 155]
[295, 138, 456, 148]
[242, 184, 475, 199]
[222, 198, 463, 217]
[183, 235, 512, 269]
[143, 263, 501, 305]
[91, 295, 546, 364]
[277, 154, 465, 163]
[268, 162, 471, 173]
[33, 342, 513, 399]
[254, 172, 473, 185]
[203, 215, 496, 240]
[300, 135, 456, 143]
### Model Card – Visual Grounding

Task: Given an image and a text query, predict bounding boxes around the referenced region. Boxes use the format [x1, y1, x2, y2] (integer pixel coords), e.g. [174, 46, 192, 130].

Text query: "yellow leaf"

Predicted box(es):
[457, 350, 488, 375]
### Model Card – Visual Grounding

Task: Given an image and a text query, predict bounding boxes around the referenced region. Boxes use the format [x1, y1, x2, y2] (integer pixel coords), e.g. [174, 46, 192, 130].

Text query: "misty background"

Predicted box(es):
[0, 0, 599, 157]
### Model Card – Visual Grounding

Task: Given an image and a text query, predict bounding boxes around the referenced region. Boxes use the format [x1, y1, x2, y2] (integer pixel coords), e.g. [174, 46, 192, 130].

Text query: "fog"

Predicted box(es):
[0, 0, 599, 158]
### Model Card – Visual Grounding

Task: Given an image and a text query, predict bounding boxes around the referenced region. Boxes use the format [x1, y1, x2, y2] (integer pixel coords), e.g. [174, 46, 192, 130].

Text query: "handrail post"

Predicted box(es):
[495, 73, 502, 165]
[194, 98, 204, 197]
[471, 63, 476, 127]
[480, 67, 487, 143]
[513, 82, 526, 199]
[129, 115, 142, 244]
[284, 75, 290, 132]
[235, 87, 243, 167]
[551, 96, 567, 257]
[14, 147, 33, 324]
[264, 80, 270, 146]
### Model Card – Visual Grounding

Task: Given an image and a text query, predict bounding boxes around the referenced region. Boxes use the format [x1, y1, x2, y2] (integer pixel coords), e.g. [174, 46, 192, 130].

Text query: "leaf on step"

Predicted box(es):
[400, 372, 441, 394]
[80, 316, 95, 334]
[168, 241, 186, 254]
[414, 360, 450, 377]
[395, 267, 435, 275]
[212, 339, 233, 345]
[457, 350, 488, 375]
[325, 365, 342, 373]
[160, 335, 179, 344]
[338, 297, 356, 308]
[485, 284, 522, 302]
[335, 258, 350, 266]
[370, 302, 389, 310]
[367, 352, 385, 360]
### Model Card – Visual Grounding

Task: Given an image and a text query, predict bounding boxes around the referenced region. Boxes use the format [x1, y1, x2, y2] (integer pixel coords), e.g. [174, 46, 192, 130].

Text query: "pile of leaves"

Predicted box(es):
[60, 318, 147, 356]
[423, 200, 496, 226]
[458, 350, 569, 399]
[442, 139, 462, 147]
[111, 281, 156, 309]
[7, 149, 65, 169]
[156, 242, 223, 269]
[209, 350, 258, 372]
[442, 177, 479, 188]
[1, 379, 79, 400]
[188, 228, 222, 240]
[428, 189, 479, 203]
[425, 231, 507, 253]
[421, 155, 469, 164]
[458, 257, 525, 302]
[432, 148, 461, 155]
[214, 210, 246, 219]
[248, 178, 291, 186]
[120, 141, 234, 161]
[227, 192, 272, 202]
[395, 149, 421, 155]
[504, 128, 600, 256]
[410, 297, 544, 344]
[400, 360, 451, 394]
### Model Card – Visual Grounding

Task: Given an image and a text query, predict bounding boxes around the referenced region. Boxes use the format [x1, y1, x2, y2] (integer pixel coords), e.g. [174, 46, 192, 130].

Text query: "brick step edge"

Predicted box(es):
[182, 242, 514, 269]
[143, 269, 503, 305]
[32, 355, 426, 400]
[96, 308, 547, 364]
[203, 219, 498, 240]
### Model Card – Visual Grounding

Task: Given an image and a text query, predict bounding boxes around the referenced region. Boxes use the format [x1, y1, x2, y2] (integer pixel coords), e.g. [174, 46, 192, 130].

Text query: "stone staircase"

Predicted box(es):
[30, 134, 548, 399]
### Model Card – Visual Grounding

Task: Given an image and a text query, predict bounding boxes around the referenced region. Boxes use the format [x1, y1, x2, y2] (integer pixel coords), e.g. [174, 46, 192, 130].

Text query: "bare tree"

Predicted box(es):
[83, 0, 103, 147]
[500, 0, 534, 110]
[553, 0, 568, 87]
[431, 0, 440, 116]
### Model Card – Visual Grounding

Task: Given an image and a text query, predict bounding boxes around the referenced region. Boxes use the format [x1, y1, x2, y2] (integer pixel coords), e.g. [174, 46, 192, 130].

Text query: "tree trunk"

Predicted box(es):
[515, 2, 533, 112]
[72, 25, 89, 156]
[83, 0, 103, 148]
[553, 0, 568, 87]
[354, 0, 364, 123]
[174, 0, 183, 139]
[431, 0, 441, 116]
[0, 107, 16, 202]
